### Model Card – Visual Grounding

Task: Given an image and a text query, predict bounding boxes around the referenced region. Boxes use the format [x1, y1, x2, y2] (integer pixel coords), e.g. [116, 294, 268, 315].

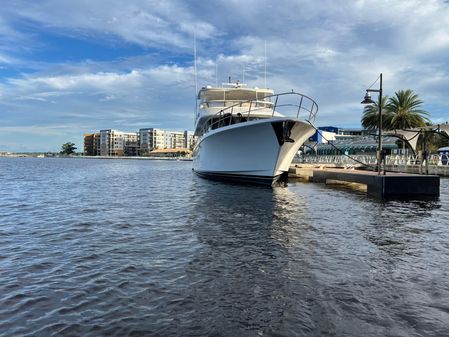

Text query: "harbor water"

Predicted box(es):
[1, 157, 449, 336]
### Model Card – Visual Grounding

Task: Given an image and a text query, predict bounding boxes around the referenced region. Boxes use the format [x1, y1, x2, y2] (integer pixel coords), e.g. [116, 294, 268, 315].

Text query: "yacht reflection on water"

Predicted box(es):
[188, 178, 310, 249]
[183, 179, 318, 335]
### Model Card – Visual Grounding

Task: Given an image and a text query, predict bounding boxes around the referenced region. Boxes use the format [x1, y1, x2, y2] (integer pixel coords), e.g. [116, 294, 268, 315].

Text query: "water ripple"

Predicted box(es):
[1, 158, 449, 336]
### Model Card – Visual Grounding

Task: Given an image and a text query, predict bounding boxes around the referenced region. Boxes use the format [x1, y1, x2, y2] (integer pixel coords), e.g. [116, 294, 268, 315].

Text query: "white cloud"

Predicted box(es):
[7, 70, 143, 91]
[0, 124, 89, 136]
[0, 53, 17, 64]
[1, 0, 449, 151]
[0, 62, 198, 151]
[0, 0, 217, 51]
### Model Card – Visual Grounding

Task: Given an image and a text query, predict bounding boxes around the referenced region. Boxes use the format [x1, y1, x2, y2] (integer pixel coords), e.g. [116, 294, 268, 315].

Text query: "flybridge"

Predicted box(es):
[198, 84, 274, 101]
[194, 89, 319, 142]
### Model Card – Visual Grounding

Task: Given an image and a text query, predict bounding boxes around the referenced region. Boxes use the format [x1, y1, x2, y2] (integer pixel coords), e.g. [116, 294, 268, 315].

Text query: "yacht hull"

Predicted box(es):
[192, 118, 315, 185]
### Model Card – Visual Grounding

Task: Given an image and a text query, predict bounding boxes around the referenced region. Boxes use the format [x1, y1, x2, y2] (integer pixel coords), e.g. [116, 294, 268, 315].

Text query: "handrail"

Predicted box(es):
[198, 91, 319, 137]
[296, 154, 449, 166]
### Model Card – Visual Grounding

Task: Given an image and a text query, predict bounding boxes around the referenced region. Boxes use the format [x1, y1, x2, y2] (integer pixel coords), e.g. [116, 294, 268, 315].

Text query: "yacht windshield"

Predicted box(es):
[200, 89, 271, 103]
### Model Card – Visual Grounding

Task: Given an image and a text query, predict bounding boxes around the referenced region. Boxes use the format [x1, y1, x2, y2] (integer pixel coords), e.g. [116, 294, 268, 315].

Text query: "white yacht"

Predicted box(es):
[192, 81, 318, 185]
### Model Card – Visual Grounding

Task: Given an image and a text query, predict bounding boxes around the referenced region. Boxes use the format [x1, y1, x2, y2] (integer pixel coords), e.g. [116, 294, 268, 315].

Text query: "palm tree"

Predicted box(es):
[386, 89, 430, 130]
[361, 95, 391, 131]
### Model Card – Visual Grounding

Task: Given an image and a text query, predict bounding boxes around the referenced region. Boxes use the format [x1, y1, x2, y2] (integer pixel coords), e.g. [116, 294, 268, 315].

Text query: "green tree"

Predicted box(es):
[386, 89, 430, 130]
[424, 127, 449, 152]
[361, 95, 391, 131]
[60, 142, 77, 155]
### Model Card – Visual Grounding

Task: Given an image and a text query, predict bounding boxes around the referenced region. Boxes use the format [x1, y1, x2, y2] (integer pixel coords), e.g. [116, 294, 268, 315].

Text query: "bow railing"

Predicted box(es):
[198, 91, 318, 137]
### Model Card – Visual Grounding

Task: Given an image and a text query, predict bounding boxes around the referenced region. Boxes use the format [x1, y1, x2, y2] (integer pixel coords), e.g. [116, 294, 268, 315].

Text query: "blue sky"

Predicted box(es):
[1, 0, 449, 152]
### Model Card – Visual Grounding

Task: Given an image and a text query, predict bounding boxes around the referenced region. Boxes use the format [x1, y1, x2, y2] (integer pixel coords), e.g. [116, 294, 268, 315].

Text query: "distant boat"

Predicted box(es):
[192, 81, 318, 185]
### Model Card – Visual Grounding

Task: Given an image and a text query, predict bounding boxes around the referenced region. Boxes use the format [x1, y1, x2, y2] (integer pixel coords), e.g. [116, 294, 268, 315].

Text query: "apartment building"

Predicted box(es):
[83, 133, 95, 156]
[168, 131, 186, 149]
[100, 130, 122, 156]
[124, 132, 140, 156]
[184, 131, 197, 150]
[84, 127, 196, 156]
[139, 128, 196, 153]
[167, 130, 197, 150]
[98, 129, 139, 156]
[139, 128, 165, 154]
[94, 133, 101, 155]
[84, 133, 101, 156]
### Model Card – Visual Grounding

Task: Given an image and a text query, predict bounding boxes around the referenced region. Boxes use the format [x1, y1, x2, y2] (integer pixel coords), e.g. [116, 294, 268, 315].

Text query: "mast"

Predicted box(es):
[193, 33, 198, 121]
[264, 40, 267, 89]
[215, 57, 218, 87]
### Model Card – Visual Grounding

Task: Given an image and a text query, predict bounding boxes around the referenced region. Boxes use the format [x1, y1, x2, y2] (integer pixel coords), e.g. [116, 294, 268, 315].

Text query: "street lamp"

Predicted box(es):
[361, 73, 383, 175]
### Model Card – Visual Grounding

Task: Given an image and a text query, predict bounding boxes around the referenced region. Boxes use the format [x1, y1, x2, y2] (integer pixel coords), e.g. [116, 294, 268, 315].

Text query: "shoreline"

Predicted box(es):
[0, 155, 192, 161]
[70, 156, 192, 161]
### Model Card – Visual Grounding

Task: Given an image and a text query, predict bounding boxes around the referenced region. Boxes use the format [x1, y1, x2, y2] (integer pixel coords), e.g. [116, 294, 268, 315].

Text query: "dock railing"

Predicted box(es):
[296, 154, 449, 167]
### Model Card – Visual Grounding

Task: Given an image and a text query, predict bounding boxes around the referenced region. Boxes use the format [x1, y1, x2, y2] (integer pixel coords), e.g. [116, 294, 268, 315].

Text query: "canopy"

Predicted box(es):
[383, 130, 420, 154]
[384, 124, 449, 154]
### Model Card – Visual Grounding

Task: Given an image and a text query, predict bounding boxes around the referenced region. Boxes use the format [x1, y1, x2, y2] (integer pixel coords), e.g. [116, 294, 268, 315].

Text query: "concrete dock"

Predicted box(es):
[290, 165, 440, 199]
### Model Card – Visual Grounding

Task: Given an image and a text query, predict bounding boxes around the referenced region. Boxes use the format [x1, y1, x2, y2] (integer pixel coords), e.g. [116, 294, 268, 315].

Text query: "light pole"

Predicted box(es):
[361, 73, 383, 175]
